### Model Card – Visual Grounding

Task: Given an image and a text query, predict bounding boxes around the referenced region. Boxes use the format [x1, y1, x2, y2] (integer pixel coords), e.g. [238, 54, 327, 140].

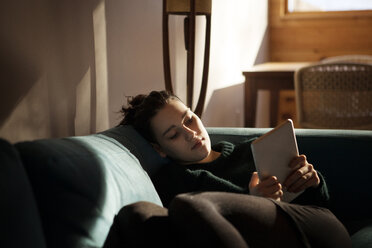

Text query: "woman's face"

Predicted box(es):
[151, 99, 212, 164]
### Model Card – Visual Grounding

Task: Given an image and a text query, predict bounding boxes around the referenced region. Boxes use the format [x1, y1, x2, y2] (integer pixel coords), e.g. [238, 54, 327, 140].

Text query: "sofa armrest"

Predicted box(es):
[0, 138, 46, 248]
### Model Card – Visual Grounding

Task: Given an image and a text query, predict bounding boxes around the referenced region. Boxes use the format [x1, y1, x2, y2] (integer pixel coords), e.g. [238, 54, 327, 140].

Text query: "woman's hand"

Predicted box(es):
[249, 172, 283, 201]
[283, 155, 320, 193]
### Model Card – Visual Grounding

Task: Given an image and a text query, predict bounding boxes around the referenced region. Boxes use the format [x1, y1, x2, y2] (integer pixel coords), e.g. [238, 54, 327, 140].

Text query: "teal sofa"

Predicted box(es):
[1, 126, 371, 247]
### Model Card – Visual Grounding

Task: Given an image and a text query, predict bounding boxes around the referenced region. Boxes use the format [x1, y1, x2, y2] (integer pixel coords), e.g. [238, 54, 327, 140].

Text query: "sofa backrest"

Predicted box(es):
[0, 139, 47, 248]
[14, 126, 166, 248]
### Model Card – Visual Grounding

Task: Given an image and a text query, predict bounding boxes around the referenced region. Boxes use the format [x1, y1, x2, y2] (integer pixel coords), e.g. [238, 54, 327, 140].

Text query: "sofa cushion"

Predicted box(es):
[351, 223, 372, 248]
[99, 125, 170, 176]
[0, 138, 46, 248]
[15, 132, 162, 248]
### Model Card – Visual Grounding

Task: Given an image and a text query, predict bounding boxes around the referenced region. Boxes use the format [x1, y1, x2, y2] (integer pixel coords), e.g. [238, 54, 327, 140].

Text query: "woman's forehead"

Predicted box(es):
[152, 100, 188, 130]
[160, 100, 188, 116]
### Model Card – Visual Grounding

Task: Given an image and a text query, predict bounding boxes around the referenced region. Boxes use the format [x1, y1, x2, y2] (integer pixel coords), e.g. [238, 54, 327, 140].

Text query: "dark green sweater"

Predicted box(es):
[151, 139, 330, 208]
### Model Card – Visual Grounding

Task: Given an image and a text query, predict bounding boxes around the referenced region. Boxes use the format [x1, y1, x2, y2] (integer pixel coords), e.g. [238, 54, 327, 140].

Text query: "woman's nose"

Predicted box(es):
[183, 126, 196, 141]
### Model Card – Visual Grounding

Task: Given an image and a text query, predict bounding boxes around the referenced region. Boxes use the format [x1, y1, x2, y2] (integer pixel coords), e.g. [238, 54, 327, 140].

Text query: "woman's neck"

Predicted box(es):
[197, 150, 221, 164]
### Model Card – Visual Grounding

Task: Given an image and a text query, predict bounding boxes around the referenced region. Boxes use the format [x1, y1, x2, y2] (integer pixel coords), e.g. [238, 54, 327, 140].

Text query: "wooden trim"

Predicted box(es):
[280, 0, 372, 20]
[162, 0, 173, 93]
[166, 0, 211, 14]
[186, 0, 196, 108]
[194, 14, 211, 117]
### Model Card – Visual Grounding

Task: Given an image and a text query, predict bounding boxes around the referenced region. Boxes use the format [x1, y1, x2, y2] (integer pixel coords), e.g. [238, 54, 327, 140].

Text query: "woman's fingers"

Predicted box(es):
[289, 155, 306, 169]
[284, 162, 313, 188]
[284, 165, 320, 193]
[249, 172, 260, 189]
[249, 174, 283, 201]
[266, 186, 283, 201]
[257, 176, 283, 200]
[286, 171, 318, 193]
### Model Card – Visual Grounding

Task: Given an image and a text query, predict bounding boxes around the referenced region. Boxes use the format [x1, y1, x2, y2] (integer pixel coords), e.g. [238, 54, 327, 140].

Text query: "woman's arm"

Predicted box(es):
[152, 164, 249, 207]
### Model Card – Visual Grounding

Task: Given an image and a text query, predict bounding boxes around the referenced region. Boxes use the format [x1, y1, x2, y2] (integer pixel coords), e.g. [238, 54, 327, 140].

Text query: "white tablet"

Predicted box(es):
[251, 119, 303, 202]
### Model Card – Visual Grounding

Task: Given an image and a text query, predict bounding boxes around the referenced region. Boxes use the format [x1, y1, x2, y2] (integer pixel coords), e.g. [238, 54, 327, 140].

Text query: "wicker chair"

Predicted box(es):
[294, 63, 372, 129]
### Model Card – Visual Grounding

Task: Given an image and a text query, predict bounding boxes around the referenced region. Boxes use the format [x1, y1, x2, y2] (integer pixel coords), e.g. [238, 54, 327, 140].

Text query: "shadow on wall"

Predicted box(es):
[202, 83, 245, 127]
[0, 0, 103, 142]
[0, 0, 49, 134]
[0, 46, 39, 128]
[254, 27, 270, 65]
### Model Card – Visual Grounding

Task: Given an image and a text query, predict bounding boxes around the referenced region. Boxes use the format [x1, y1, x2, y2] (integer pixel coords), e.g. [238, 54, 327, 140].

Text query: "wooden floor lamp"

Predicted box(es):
[162, 0, 212, 117]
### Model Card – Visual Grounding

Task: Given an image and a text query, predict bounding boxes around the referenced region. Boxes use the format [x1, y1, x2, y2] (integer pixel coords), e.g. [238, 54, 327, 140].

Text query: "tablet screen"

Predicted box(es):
[251, 119, 302, 202]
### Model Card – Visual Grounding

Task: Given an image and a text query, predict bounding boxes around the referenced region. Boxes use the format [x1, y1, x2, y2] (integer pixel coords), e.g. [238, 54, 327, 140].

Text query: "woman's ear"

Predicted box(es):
[151, 143, 167, 158]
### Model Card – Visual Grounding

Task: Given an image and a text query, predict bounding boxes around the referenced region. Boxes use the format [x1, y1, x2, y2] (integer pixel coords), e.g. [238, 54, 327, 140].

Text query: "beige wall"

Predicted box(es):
[167, 0, 269, 127]
[0, 0, 269, 143]
[105, 0, 165, 127]
[106, 0, 269, 128]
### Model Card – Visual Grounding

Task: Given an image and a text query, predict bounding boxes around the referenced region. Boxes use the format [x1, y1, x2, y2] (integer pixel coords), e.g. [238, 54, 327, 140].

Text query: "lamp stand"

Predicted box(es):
[162, 0, 212, 117]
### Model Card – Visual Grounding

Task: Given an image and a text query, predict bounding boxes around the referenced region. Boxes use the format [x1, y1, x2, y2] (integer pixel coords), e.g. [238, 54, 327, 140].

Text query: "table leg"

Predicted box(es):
[245, 80, 257, 127]
[270, 90, 279, 127]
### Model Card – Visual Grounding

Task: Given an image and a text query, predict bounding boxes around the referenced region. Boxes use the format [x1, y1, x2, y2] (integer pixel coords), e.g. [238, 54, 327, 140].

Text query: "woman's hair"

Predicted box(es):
[119, 90, 180, 143]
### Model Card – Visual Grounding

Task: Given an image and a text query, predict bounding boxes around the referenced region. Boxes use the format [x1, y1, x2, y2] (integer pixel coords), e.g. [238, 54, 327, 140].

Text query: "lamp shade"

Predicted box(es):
[166, 0, 211, 15]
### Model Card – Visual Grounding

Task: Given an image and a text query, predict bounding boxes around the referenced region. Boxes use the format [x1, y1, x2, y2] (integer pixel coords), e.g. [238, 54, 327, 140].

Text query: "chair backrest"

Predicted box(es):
[294, 63, 372, 129]
[321, 55, 372, 65]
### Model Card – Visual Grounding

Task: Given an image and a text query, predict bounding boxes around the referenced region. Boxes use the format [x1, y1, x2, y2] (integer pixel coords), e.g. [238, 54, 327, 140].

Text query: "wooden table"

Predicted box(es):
[243, 62, 311, 127]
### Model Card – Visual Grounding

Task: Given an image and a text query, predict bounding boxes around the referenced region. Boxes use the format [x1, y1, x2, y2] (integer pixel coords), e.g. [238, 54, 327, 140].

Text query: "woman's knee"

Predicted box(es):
[105, 202, 170, 248]
[169, 193, 249, 248]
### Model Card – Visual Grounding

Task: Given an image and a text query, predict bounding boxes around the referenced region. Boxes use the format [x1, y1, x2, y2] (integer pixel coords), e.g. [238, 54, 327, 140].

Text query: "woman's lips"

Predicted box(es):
[191, 138, 203, 150]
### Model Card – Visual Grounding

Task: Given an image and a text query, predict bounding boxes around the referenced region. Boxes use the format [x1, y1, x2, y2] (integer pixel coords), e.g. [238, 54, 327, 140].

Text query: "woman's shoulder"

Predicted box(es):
[214, 137, 257, 151]
[210, 137, 257, 163]
[212, 141, 234, 153]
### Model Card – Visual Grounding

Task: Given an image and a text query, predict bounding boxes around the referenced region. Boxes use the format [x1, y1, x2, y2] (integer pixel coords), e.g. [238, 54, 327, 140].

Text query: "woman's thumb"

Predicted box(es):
[249, 172, 259, 189]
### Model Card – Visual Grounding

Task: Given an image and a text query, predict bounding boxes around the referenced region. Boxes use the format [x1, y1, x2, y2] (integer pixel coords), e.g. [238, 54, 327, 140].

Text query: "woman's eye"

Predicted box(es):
[169, 133, 178, 139]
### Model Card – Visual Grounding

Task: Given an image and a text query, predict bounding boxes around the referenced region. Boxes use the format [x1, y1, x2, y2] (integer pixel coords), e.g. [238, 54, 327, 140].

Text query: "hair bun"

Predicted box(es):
[118, 90, 179, 142]
[128, 94, 146, 108]
[120, 94, 146, 125]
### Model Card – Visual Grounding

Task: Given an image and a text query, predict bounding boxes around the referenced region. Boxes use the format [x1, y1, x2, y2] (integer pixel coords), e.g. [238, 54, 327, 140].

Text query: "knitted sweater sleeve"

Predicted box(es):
[151, 164, 249, 208]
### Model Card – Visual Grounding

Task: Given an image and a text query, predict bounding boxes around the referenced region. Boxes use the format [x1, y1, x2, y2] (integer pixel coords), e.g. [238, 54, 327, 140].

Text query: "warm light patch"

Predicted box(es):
[93, 1, 110, 132]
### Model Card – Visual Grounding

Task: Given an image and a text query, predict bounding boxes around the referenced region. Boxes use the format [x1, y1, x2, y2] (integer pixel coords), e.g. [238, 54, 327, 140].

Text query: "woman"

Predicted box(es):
[104, 90, 351, 248]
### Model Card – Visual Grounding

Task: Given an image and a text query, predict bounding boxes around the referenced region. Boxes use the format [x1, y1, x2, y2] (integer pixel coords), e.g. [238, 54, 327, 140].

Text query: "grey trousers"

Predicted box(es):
[104, 192, 351, 248]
